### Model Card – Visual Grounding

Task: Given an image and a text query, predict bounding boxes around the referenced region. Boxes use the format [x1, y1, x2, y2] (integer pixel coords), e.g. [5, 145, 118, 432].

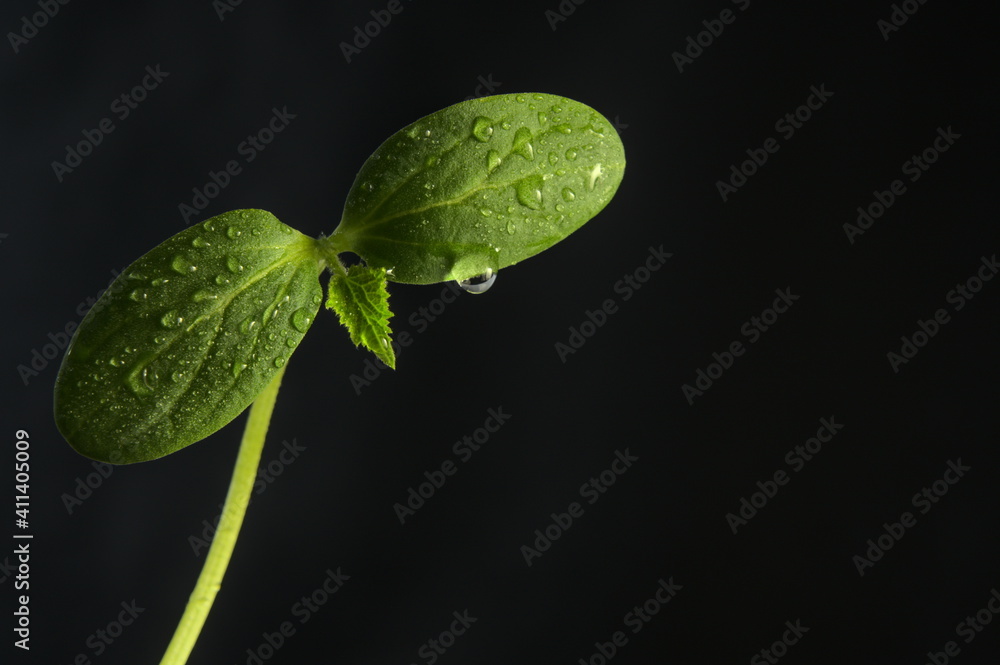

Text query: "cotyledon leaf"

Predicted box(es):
[53, 209, 323, 464]
[329, 92, 626, 285]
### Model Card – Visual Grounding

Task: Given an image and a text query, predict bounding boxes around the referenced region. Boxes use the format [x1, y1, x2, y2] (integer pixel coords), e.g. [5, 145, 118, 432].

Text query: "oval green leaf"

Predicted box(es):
[331, 93, 626, 284]
[54, 209, 323, 464]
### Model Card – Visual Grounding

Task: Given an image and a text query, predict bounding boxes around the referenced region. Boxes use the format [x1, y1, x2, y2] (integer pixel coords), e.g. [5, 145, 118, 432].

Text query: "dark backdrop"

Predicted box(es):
[3, 1, 998, 664]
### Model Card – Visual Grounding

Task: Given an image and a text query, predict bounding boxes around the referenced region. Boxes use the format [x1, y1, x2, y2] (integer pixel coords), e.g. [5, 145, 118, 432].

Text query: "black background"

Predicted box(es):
[3, 1, 998, 664]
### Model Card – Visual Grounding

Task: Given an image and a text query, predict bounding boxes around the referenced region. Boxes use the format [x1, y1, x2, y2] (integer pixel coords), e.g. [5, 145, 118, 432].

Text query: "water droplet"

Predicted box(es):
[479, 207, 492, 217]
[501, 121, 511, 130]
[232, 362, 248, 378]
[591, 122, 606, 135]
[161, 310, 183, 329]
[171, 371, 184, 383]
[423, 129, 432, 138]
[587, 163, 604, 191]
[152, 277, 169, 287]
[252, 228, 261, 236]
[226, 256, 244, 274]
[239, 317, 257, 334]
[126, 366, 159, 396]
[154, 336, 167, 344]
[471, 116, 494, 142]
[291, 308, 313, 333]
[537, 112, 548, 124]
[240, 212, 250, 219]
[512, 127, 534, 160]
[515, 175, 545, 210]
[458, 268, 497, 294]
[286, 338, 297, 348]
[486, 149, 502, 173]
[555, 203, 565, 212]
[192, 236, 210, 248]
[215, 274, 231, 285]
[109, 357, 122, 367]
[227, 226, 241, 239]
[552, 105, 563, 113]
[192, 289, 217, 302]
[129, 289, 147, 302]
[506, 220, 516, 235]
[562, 187, 576, 202]
[202, 220, 216, 232]
[515, 94, 526, 103]
[565, 148, 578, 161]
[553, 123, 572, 134]
[171, 255, 196, 274]
[274, 357, 286, 368]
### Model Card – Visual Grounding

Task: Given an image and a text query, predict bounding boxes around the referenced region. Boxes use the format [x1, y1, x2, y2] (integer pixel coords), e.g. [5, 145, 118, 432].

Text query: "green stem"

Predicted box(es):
[158, 364, 287, 665]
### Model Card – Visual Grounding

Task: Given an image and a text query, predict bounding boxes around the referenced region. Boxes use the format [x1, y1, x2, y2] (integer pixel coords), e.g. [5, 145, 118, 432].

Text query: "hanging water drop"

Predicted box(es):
[458, 268, 496, 294]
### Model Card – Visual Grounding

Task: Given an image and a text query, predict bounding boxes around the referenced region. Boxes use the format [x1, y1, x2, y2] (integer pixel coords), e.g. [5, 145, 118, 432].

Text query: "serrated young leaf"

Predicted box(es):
[326, 265, 396, 369]
[329, 93, 625, 285]
[53, 209, 323, 464]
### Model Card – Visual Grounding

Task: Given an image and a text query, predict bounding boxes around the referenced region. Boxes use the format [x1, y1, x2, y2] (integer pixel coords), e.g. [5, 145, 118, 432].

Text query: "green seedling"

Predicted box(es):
[54, 93, 625, 665]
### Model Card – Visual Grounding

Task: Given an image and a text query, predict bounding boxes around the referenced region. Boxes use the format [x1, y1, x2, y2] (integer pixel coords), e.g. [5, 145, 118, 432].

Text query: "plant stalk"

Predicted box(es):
[158, 364, 287, 665]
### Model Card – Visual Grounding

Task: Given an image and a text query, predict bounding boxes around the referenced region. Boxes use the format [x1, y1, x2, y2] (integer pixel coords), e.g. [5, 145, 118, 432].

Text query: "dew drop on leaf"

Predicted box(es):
[471, 116, 494, 142]
[160, 310, 183, 329]
[512, 127, 534, 160]
[515, 175, 544, 210]
[458, 268, 496, 294]
[506, 220, 516, 235]
[290, 308, 313, 333]
[227, 226, 242, 239]
[562, 187, 576, 202]
[192, 236, 210, 248]
[565, 148, 578, 161]
[171, 255, 196, 274]
[226, 256, 244, 274]
[486, 149, 502, 173]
